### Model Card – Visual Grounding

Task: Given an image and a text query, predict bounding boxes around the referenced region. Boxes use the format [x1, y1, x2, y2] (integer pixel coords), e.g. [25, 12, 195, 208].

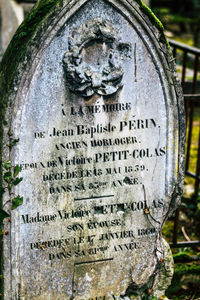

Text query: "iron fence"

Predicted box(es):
[169, 39, 200, 247]
[169, 39, 200, 198]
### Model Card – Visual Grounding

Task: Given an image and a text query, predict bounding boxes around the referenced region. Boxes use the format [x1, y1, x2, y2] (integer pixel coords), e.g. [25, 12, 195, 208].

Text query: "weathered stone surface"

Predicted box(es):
[152, 238, 174, 298]
[0, 0, 185, 299]
[0, 0, 24, 52]
[63, 18, 132, 96]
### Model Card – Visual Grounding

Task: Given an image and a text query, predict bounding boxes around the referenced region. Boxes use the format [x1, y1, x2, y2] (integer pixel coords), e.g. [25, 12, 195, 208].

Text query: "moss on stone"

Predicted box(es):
[0, 1, 61, 298]
[0, 0, 61, 156]
[0, 0, 60, 90]
[135, 0, 164, 32]
[134, 0, 173, 53]
[0, 0, 61, 201]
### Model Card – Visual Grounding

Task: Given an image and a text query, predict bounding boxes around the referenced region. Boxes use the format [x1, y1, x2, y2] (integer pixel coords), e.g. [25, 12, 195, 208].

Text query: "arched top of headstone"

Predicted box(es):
[0, 0, 185, 196]
[0, 0, 178, 94]
[0, 0, 185, 159]
[0, 1, 185, 299]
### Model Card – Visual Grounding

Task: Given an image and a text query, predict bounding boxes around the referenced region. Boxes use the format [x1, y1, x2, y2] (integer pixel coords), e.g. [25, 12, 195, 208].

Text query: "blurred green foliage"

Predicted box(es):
[151, 0, 200, 47]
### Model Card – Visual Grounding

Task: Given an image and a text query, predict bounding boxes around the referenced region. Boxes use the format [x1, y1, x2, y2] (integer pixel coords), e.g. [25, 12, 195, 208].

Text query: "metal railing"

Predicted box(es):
[169, 39, 200, 198]
[169, 39, 200, 93]
[169, 39, 200, 247]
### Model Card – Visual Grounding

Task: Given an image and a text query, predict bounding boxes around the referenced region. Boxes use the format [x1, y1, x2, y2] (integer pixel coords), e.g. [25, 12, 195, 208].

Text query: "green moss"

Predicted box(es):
[134, 0, 173, 54]
[135, 0, 164, 32]
[0, 1, 61, 298]
[173, 252, 196, 263]
[174, 263, 200, 276]
[166, 262, 200, 299]
[0, 0, 61, 158]
[162, 220, 174, 242]
[0, 0, 60, 90]
[0, 0, 61, 198]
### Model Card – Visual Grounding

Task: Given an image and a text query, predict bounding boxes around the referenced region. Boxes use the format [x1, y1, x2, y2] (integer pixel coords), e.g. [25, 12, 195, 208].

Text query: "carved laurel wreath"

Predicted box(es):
[63, 18, 132, 97]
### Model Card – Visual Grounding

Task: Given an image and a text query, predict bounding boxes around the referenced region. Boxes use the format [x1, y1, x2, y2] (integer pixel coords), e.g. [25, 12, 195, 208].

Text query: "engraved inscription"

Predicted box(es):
[19, 101, 166, 266]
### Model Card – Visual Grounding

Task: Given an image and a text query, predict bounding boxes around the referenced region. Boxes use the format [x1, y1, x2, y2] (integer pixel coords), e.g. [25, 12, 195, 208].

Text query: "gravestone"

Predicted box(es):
[0, 0, 185, 299]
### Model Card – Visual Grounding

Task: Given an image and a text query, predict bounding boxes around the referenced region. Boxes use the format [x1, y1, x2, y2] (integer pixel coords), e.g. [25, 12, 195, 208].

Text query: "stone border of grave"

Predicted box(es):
[0, 0, 185, 298]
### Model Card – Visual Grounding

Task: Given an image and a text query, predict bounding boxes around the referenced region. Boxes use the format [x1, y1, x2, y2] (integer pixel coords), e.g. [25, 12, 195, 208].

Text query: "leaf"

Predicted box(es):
[4, 160, 11, 170]
[8, 138, 19, 149]
[3, 171, 12, 183]
[0, 208, 10, 222]
[13, 177, 23, 186]
[8, 183, 13, 190]
[13, 165, 22, 177]
[12, 195, 23, 210]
